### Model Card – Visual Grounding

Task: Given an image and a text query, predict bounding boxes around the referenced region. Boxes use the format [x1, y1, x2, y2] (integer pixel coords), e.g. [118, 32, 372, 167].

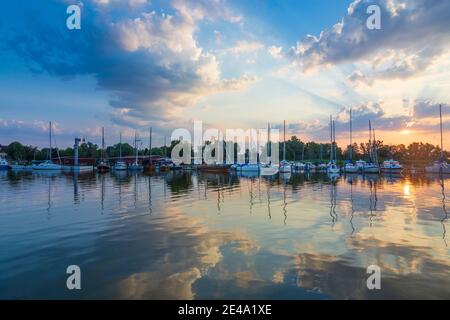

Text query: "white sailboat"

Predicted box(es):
[363, 121, 380, 174]
[32, 122, 62, 171]
[260, 123, 279, 176]
[426, 104, 450, 174]
[114, 132, 127, 171]
[327, 117, 340, 174]
[129, 131, 143, 171]
[279, 120, 292, 173]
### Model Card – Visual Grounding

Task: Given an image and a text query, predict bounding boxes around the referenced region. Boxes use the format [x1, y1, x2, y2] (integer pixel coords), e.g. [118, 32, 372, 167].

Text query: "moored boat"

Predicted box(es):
[426, 161, 450, 174]
[97, 161, 111, 173]
[381, 159, 403, 174]
[32, 160, 62, 171]
[97, 127, 110, 173]
[33, 121, 61, 171]
[0, 157, 11, 170]
[260, 164, 279, 176]
[344, 161, 358, 173]
[425, 105, 450, 174]
[327, 162, 340, 174]
[114, 132, 127, 171]
[113, 161, 127, 171]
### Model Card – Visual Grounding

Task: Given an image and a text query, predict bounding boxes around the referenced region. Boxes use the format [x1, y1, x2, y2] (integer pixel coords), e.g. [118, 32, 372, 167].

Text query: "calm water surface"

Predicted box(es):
[0, 170, 449, 299]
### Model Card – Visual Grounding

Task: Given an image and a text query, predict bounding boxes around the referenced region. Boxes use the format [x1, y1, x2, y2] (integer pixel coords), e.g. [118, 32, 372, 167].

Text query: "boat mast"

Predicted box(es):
[102, 127, 105, 161]
[349, 108, 353, 161]
[440, 104, 444, 161]
[119, 132, 122, 160]
[267, 123, 271, 159]
[369, 120, 372, 162]
[330, 115, 333, 162]
[283, 120, 286, 161]
[135, 131, 138, 163]
[164, 136, 167, 158]
[372, 128, 378, 164]
[333, 120, 337, 162]
[49, 121, 52, 161]
[149, 127, 152, 163]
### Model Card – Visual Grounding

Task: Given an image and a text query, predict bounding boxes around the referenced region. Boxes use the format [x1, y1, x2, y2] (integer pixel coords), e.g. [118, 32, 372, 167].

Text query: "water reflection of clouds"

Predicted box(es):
[1, 172, 449, 299]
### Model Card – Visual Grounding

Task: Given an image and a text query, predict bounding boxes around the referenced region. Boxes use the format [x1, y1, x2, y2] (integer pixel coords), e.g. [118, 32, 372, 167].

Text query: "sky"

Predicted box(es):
[0, 0, 450, 148]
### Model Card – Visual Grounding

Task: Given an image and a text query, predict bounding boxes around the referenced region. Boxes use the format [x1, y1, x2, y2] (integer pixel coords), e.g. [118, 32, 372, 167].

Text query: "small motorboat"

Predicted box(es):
[381, 159, 403, 174]
[0, 157, 11, 170]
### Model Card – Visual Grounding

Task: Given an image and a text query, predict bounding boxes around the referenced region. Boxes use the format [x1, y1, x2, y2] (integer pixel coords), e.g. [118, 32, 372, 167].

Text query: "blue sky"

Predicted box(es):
[1, 0, 450, 148]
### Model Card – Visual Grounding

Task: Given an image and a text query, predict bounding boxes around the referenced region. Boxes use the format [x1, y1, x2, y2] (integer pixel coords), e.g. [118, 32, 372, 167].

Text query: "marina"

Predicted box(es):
[1, 0, 450, 303]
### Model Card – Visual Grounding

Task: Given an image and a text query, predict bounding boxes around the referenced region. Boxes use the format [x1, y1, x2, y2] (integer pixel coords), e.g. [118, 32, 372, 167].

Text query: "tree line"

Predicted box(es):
[1, 137, 448, 166]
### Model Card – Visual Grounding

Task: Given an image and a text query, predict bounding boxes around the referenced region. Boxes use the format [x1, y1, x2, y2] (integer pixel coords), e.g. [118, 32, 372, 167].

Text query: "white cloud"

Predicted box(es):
[289, 0, 450, 83]
[268, 46, 283, 59]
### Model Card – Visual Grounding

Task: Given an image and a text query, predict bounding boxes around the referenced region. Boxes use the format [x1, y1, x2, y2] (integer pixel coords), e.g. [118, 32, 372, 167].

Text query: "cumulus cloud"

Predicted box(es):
[3, 0, 252, 129]
[289, 0, 450, 82]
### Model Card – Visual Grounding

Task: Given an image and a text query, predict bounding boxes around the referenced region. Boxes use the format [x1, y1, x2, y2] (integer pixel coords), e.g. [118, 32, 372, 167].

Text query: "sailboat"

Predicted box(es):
[426, 104, 450, 174]
[97, 127, 110, 173]
[129, 131, 143, 171]
[279, 120, 292, 173]
[344, 109, 358, 173]
[327, 116, 340, 174]
[32, 122, 62, 171]
[114, 132, 127, 171]
[363, 121, 380, 174]
[261, 123, 279, 176]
